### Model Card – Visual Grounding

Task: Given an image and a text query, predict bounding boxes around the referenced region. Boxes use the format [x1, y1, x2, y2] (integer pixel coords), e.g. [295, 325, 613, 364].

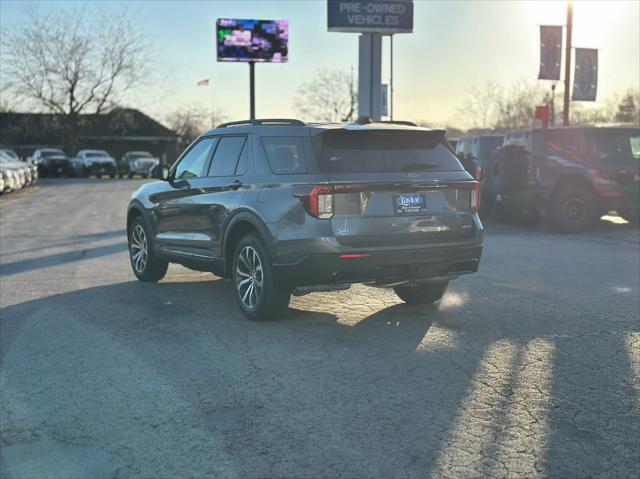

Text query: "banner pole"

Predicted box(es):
[563, 0, 573, 126]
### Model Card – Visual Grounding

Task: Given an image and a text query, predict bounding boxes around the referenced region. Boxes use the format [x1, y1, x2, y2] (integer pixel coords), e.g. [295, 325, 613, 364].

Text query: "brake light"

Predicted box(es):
[471, 182, 481, 211]
[474, 165, 483, 182]
[292, 185, 334, 219]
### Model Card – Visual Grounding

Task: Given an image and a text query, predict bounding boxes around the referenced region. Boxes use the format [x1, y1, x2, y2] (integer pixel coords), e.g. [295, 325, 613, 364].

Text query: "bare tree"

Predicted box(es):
[456, 81, 550, 130]
[293, 69, 357, 122]
[455, 82, 500, 130]
[166, 105, 227, 147]
[1, 6, 148, 153]
[614, 88, 640, 124]
[494, 80, 548, 129]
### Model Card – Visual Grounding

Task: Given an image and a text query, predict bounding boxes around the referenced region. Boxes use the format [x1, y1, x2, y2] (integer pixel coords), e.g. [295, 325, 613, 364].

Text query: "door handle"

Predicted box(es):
[227, 180, 243, 190]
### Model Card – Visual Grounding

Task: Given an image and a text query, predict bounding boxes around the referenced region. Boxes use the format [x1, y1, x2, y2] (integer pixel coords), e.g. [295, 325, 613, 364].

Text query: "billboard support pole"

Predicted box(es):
[249, 61, 256, 120]
[563, 0, 573, 126]
[358, 33, 382, 121]
[390, 34, 394, 121]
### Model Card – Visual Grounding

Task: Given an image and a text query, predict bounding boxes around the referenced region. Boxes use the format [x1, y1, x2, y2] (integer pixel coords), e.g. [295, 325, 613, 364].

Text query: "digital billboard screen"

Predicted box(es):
[217, 19, 289, 63]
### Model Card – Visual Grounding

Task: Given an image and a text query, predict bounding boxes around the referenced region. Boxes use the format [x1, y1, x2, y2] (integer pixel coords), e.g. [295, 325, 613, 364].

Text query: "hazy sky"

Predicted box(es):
[1, 0, 639, 127]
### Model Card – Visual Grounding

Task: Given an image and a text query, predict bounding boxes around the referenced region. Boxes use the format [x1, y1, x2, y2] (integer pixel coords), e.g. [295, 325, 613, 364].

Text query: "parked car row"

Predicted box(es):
[25, 148, 160, 179]
[0, 148, 38, 195]
[455, 126, 640, 232]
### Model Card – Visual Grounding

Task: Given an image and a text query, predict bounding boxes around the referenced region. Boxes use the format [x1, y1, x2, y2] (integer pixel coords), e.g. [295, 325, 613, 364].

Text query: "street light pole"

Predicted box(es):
[563, 0, 573, 126]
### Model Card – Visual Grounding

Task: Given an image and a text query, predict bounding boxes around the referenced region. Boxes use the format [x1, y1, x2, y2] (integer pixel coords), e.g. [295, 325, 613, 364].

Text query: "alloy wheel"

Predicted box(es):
[130, 224, 148, 273]
[235, 245, 263, 309]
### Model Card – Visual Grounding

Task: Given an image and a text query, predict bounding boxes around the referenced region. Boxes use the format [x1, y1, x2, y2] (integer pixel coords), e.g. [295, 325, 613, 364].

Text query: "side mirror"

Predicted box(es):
[150, 164, 169, 180]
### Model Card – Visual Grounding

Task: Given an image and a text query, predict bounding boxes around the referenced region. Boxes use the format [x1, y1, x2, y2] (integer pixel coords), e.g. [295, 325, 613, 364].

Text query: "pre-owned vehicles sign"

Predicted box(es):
[327, 0, 413, 34]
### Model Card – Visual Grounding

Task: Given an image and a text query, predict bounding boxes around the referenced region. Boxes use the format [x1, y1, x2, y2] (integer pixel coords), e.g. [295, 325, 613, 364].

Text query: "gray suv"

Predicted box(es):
[127, 119, 483, 320]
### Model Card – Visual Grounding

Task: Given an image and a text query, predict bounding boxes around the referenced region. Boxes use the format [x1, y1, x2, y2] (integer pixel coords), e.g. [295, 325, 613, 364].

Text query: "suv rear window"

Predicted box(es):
[261, 137, 306, 174]
[317, 130, 463, 173]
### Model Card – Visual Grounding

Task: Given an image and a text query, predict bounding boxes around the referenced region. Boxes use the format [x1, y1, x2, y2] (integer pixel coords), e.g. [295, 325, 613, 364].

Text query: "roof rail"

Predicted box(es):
[379, 120, 418, 127]
[217, 118, 305, 128]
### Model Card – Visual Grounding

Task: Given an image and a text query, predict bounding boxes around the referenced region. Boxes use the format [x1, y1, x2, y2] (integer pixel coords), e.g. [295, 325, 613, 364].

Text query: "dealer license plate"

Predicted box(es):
[393, 193, 426, 215]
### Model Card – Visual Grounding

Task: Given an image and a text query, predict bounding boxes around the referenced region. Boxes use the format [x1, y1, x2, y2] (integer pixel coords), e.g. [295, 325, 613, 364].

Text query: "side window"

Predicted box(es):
[235, 142, 249, 176]
[207, 136, 246, 177]
[175, 138, 215, 179]
[261, 137, 306, 174]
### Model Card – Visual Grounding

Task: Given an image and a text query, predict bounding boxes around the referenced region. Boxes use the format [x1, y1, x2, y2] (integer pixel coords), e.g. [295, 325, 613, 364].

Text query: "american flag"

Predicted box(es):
[197, 79, 209, 87]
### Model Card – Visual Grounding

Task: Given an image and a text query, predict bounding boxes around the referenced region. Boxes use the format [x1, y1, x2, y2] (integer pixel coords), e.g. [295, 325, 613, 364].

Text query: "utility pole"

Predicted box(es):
[563, 0, 573, 126]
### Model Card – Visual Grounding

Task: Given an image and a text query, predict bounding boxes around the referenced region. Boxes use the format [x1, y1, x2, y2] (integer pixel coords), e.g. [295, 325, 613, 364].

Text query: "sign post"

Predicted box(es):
[216, 19, 289, 120]
[249, 62, 256, 120]
[358, 33, 383, 120]
[327, 0, 413, 122]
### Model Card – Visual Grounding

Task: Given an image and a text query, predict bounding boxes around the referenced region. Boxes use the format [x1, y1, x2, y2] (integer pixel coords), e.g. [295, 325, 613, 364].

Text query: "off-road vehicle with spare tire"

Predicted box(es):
[490, 126, 640, 233]
[126, 118, 483, 320]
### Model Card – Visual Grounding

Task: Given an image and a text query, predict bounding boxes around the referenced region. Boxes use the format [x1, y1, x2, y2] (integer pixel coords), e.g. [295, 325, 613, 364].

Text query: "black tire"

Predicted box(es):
[128, 167, 133, 179]
[618, 208, 639, 225]
[110, 171, 116, 179]
[128, 217, 168, 282]
[232, 233, 290, 321]
[394, 280, 449, 305]
[81, 167, 88, 178]
[549, 185, 596, 234]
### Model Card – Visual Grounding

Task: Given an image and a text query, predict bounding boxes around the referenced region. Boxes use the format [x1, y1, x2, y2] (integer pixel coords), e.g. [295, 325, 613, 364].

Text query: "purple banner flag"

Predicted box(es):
[572, 48, 598, 101]
[538, 25, 562, 80]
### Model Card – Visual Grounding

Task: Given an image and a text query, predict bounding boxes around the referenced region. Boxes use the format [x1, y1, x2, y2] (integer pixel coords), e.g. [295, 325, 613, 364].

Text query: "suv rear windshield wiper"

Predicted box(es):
[402, 163, 439, 171]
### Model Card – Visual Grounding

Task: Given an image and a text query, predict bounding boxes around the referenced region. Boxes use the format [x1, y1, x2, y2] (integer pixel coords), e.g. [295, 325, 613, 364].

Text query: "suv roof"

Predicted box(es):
[205, 118, 443, 137]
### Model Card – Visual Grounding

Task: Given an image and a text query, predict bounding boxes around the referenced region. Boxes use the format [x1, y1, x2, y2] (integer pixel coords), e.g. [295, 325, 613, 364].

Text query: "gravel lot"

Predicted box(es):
[1, 179, 639, 478]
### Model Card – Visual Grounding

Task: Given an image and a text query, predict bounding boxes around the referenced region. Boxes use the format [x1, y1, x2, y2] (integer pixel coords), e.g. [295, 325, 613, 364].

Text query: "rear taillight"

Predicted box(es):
[292, 185, 334, 219]
[474, 165, 483, 182]
[471, 184, 480, 211]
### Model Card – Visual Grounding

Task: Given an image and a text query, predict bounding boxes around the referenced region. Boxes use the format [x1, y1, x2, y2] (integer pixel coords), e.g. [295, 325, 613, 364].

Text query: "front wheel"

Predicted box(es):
[394, 280, 449, 304]
[128, 218, 168, 281]
[232, 234, 290, 321]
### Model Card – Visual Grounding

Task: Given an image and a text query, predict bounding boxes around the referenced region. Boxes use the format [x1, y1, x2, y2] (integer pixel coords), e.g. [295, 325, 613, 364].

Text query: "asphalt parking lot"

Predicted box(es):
[1, 178, 639, 478]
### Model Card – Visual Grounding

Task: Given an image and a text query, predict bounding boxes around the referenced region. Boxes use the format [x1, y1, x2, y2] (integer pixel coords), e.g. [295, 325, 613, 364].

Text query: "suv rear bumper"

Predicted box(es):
[273, 243, 483, 287]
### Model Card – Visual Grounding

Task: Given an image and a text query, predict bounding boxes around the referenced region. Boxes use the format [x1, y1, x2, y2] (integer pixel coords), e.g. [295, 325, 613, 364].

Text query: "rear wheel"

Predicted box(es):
[394, 280, 449, 304]
[549, 185, 596, 233]
[232, 234, 290, 321]
[128, 217, 168, 281]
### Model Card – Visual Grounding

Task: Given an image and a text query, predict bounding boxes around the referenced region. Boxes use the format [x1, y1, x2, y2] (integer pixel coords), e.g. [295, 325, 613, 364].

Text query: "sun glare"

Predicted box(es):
[526, 1, 633, 48]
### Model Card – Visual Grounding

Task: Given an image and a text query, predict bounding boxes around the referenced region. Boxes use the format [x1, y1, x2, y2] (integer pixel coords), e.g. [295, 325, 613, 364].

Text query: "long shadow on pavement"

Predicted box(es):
[0, 276, 638, 478]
